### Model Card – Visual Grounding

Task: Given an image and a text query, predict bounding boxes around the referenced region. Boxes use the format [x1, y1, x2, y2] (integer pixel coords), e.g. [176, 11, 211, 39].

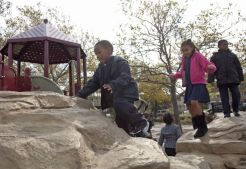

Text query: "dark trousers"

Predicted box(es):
[218, 84, 241, 115]
[165, 148, 176, 156]
[114, 100, 144, 134]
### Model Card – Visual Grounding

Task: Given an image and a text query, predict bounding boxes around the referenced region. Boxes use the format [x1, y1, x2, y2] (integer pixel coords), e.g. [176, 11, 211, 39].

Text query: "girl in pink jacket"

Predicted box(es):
[170, 39, 216, 138]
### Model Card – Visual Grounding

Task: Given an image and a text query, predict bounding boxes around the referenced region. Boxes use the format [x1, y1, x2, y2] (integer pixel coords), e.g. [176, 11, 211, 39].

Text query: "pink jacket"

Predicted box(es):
[172, 51, 216, 84]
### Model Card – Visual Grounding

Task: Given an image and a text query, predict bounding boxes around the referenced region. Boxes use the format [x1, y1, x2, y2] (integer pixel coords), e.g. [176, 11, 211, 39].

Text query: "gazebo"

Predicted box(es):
[0, 19, 87, 95]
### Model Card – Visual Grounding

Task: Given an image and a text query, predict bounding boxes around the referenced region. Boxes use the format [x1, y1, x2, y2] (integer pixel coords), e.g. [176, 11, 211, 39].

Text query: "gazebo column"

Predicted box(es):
[8, 43, 13, 67]
[76, 48, 81, 89]
[83, 57, 87, 85]
[44, 40, 49, 77]
[0, 53, 4, 89]
[69, 60, 75, 96]
[17, 60, 21, 76]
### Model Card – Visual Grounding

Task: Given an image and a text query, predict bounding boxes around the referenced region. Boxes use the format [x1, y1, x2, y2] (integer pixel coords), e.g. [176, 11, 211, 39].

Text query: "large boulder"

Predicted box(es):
[177, 113, 246, 154]
[169, 152, 225, 169]
[0, 91, 169, 169]
[175, 113, 246, 169]
[170, 153, 246, 169]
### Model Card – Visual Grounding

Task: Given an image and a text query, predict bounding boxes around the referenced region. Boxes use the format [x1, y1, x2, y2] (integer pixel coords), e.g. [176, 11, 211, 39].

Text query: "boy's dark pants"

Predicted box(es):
[165, 148, 176, 156]
[113, 99, 143, 134]
[218, 83, 241, 115]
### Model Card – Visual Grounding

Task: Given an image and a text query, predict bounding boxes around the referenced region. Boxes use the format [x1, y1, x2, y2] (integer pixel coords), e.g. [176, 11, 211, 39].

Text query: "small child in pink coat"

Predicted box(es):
[170, 39, 216, 138]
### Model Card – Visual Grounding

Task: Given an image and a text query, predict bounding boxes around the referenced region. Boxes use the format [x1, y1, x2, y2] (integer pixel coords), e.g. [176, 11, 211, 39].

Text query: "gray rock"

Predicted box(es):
[170, 152, 225, 169]
[175, 113, 246, 169]
[177, 114, 246, 155]
[0, 91, 169, 169]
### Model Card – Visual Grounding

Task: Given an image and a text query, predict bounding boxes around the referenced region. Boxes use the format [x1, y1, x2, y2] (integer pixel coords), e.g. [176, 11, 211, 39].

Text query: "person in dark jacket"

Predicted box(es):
[208, 40, 244, 117]
[77, 40, 150, 137]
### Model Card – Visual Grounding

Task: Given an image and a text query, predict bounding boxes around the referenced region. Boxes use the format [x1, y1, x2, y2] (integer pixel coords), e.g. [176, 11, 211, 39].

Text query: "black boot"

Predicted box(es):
[194, 113, 208, 138]
[192, 117, 198, 129]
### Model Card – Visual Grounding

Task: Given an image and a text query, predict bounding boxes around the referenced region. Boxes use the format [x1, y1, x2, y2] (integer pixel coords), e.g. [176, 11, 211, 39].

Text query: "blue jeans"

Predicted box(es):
[218, 84, 241, 115]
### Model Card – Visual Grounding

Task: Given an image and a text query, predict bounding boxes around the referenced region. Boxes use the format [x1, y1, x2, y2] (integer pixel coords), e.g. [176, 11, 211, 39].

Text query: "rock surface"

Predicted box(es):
[169, 152, 225, 169]
[175, 113, 246, 169]
[0, 91, 169, 169]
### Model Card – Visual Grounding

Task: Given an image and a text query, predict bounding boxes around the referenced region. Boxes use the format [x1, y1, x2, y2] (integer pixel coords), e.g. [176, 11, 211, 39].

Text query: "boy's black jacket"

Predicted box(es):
[208, 49, 244, 86]
[77, 56, 139, 109]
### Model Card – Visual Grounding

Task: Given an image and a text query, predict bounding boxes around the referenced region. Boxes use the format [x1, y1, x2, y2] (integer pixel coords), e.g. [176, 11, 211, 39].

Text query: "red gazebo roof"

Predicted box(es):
[0, 19, 86, 64]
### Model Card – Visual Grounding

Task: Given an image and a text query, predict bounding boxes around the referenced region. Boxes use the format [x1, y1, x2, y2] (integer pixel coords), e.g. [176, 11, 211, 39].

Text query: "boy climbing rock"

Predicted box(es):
[77, 40, 150, 137]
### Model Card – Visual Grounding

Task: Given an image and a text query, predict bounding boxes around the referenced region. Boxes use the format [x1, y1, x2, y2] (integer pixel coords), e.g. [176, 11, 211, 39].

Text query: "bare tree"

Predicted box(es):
[116, 0, 244, 128]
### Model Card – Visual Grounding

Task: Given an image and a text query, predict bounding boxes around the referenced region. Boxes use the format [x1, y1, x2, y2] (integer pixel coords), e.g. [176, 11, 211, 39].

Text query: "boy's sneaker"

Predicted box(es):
[224, 113, 231, 118]
[130, 119, 150, 138]
[234, 112, 240, 117]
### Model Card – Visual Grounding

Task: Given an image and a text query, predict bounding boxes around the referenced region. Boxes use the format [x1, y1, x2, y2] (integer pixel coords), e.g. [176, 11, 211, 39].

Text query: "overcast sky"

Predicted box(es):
[8, 0, 246, 41]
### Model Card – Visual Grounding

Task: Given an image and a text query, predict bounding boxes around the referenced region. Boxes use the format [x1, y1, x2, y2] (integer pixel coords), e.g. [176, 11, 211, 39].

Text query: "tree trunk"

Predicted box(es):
[170, 79, 183, 132]
[154, 100, 158, 119]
